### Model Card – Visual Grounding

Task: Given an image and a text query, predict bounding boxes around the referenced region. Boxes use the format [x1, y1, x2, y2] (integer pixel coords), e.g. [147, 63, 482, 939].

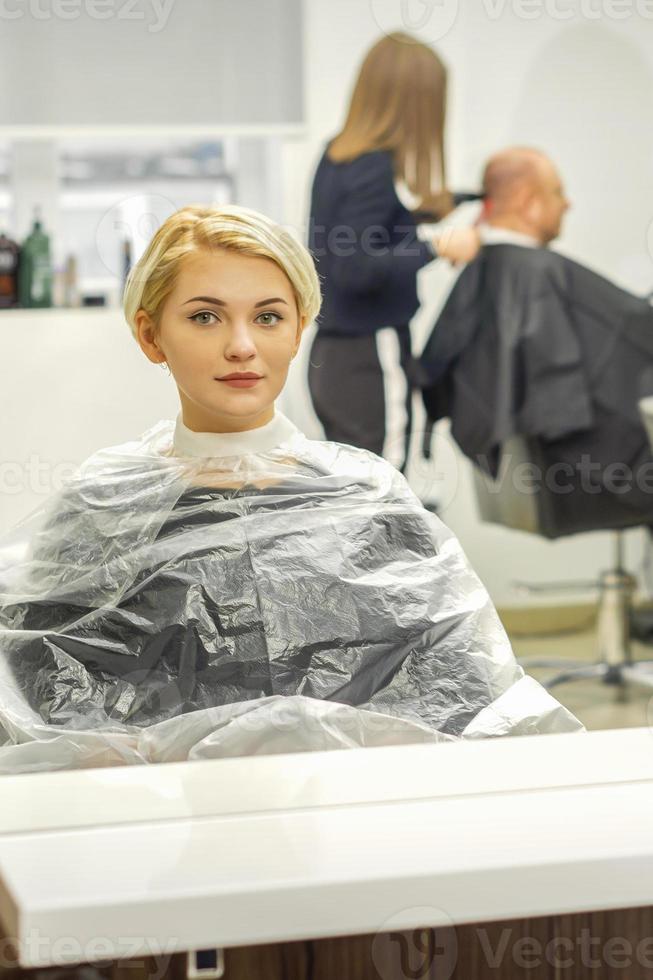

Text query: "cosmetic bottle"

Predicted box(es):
[0, 231, 20, 308]
[18, 209, 53, 308]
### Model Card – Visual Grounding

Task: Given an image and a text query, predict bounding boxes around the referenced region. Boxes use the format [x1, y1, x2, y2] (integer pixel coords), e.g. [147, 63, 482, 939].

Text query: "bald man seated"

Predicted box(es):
[477, 146, 570, 246]
[418, 146, 653, 537]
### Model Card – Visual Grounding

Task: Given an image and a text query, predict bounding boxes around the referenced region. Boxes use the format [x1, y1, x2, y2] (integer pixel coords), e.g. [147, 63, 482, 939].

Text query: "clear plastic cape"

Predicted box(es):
[0, 418, 582, 773]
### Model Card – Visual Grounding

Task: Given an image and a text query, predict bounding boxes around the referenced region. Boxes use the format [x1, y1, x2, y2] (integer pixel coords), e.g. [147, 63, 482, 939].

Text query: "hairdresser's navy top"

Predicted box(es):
[308, 147, 439, 337]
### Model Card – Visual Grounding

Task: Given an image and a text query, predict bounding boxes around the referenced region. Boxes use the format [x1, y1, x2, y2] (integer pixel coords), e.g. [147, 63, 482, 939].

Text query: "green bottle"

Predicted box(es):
[18, 210, 53, 308]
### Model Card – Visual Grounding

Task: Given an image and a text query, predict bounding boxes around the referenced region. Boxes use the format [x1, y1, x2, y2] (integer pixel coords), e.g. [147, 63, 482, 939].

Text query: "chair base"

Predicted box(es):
[525, 659, 653, 692]
[515, 562, 653, 694]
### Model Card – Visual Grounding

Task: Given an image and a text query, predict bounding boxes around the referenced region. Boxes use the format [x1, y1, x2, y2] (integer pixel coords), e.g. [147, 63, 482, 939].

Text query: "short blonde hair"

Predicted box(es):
[123, 204, 322, 338]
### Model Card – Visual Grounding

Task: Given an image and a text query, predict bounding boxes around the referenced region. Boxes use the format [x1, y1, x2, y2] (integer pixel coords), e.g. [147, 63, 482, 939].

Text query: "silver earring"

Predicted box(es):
[159, 362, 171, 375]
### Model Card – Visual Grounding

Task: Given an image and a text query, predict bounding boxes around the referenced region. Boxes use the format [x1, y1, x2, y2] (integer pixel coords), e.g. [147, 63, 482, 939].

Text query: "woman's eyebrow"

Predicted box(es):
[183, 296, 226, 306]
[182, 296, 289, 307]
[254, 297, 289, 308]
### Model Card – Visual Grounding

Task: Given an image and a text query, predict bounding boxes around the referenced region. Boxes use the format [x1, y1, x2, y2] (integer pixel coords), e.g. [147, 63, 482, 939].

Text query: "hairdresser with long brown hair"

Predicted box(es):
[307, 32, 479, 473]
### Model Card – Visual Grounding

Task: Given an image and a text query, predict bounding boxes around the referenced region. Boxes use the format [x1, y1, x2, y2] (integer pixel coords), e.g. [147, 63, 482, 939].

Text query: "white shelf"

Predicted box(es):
[0, 306, 121, 318]
[1, 728, 652, 967]
[0, 125, 308, 142]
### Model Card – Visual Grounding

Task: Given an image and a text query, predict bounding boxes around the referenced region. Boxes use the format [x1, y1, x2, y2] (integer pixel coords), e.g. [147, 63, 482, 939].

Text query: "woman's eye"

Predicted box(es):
[190, 311, 219, 326]
[256, 311, 283, 327]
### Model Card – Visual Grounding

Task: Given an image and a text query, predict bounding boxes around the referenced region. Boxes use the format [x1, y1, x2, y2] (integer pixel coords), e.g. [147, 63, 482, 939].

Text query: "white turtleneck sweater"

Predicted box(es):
[171, 410, 301, 459]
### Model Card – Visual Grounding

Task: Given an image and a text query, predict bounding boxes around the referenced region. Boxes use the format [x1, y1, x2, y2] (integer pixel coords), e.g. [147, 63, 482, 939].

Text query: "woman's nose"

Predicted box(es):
[223, 323, 257, 358]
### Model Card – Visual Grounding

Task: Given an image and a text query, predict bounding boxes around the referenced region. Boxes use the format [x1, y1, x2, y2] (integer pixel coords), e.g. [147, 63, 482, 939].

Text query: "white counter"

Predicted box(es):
[1, 727, 652, 968]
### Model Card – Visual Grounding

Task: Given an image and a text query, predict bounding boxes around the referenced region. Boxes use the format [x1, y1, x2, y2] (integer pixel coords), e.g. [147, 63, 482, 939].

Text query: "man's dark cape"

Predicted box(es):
[418, 244, 653, 537]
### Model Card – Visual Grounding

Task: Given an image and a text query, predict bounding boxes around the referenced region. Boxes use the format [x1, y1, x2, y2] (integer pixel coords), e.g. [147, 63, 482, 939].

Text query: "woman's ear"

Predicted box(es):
[135, 310, 166, 365]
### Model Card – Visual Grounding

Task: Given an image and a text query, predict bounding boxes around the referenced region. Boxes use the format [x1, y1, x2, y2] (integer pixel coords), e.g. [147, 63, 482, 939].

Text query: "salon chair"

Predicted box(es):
[472, 434, 653, 693]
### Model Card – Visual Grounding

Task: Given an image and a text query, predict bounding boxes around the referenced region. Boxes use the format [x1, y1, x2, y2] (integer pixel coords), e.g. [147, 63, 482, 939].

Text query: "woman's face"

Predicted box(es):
[136, 248, 305, 433]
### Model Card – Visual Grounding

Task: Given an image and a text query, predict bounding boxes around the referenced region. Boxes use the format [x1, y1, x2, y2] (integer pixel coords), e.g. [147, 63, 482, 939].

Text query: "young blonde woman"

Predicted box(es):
[308, 32, 481, 474]
[0, 205, 580, 774]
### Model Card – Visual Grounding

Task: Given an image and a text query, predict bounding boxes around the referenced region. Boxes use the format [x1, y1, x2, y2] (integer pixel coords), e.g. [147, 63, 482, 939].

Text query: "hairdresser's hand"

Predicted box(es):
[432, 226, 481, 266]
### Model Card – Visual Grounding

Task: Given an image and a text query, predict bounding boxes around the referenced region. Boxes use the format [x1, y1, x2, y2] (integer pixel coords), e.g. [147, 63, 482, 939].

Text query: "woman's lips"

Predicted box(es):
[217, 377, 262, 388]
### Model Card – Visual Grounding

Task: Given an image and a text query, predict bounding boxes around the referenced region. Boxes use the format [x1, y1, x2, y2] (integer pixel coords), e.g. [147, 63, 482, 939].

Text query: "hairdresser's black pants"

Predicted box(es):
[308, 325, 415, 474]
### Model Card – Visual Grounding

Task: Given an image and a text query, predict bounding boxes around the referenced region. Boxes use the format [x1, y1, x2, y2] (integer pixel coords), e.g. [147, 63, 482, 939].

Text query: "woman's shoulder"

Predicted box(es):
[97, 418, 177, 459]
[300, 434, 409, 487]
[72, 418, 177, 480]
[40, 419, 181, 523]
[320, 143, 393, 179]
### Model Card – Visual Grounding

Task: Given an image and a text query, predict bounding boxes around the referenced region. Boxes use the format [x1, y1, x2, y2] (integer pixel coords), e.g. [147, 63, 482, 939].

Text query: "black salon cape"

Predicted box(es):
[0, 418, 583, 769]
[1, 479, 494, 737]
[418, 244, 653, 537]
